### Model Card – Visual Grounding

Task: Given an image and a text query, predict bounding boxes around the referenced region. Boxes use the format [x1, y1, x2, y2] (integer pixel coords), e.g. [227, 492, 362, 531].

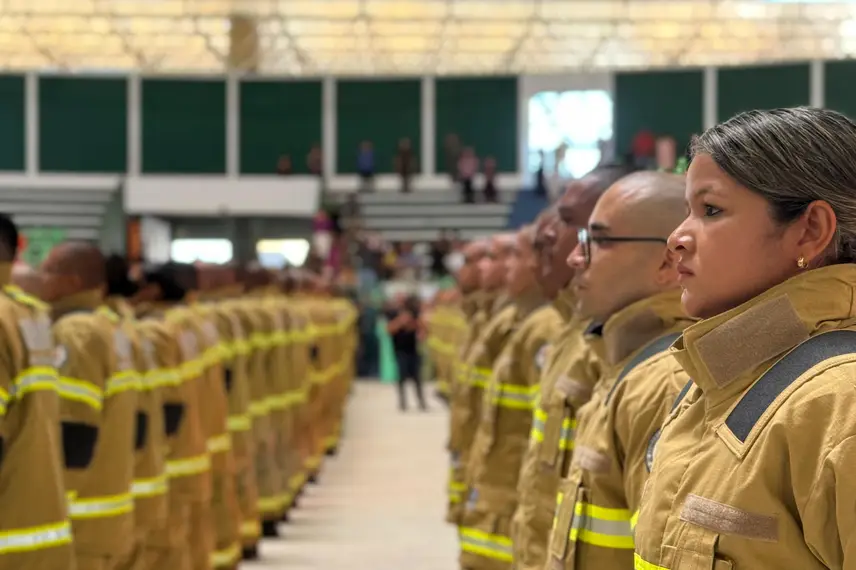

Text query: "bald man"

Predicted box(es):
[42, 241, 139, 570]
[545, 171, 695, 570]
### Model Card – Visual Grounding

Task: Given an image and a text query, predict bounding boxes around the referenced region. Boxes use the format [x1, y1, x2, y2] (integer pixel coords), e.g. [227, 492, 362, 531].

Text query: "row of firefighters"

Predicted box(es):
[0, 250, 357, 570]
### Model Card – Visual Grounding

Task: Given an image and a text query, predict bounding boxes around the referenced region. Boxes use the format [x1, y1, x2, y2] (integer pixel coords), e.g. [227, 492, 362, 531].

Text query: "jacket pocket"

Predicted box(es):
[548, 479, 583, 567]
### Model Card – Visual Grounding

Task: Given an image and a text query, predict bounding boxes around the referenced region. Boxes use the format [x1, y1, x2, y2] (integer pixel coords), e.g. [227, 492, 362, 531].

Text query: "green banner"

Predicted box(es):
[21, 227, 66, 267]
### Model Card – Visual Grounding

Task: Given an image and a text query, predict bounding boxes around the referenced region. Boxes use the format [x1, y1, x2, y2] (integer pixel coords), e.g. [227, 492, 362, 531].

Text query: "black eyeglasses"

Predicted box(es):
[577, 228, 668, 267]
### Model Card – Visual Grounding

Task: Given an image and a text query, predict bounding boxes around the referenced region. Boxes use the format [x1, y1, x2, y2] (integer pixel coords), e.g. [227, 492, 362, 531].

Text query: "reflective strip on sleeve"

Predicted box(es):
[240, 519, 260, 538]
[15, 366, 60, 398]
[227, 414, 251, 432]
[0, 520, 72, 554]
[459, 527, 513, 562]
[57, 377, 104, 410]
[166, 454, 211, 478]
[147, 369, 181, 388]
[471, 367, 492, 388]
[207, 433, 232, 454]
[210, 542, 241, 568]
[631, 509, 640, 530]
[69, 493, 135, 519]
[248, 400, 270, 417]
[569, 501, 634, 550]
[494, 383, 534, 410]
[634, 553, 669, 570]
[531, 408, 547, 442]
[531, 410, 575, 450]
[132, 474, 168, 498]
[106, 371, 142, 397]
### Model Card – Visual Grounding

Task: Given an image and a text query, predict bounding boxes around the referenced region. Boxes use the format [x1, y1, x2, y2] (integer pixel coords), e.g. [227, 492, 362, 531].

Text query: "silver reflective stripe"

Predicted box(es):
[132, 475, 168, 498]
[0, 521, 72, 553]
[57, 378, 103, 409]
[69, 494, 134, 519]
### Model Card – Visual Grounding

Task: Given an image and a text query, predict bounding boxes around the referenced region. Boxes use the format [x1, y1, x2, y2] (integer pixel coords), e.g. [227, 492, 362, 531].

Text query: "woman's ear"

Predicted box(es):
[796, 201, 838, 264]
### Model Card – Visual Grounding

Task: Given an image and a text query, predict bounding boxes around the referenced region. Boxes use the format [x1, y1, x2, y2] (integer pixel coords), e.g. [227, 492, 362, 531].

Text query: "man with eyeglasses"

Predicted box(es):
[544, 171, 694, 570]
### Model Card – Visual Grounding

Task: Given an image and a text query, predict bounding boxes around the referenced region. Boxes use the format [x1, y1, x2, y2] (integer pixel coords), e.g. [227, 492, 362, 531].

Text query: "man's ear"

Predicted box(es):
[657, 247, 680, 287]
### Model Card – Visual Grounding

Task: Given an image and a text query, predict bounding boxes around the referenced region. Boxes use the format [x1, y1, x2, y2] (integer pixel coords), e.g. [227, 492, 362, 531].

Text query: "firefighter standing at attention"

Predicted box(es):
[0, 214, 74, 570]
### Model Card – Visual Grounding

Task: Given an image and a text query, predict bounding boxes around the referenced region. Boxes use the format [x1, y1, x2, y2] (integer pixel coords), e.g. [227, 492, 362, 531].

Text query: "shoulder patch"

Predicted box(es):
[54, 344, 68, 369]
[113, 329, 134, 371]
[535, 344, 550, 371]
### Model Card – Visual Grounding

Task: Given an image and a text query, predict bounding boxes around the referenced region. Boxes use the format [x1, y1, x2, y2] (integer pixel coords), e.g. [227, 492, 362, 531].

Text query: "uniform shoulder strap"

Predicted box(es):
[726, 329, 856, 442]
[606, 332, 682, 404]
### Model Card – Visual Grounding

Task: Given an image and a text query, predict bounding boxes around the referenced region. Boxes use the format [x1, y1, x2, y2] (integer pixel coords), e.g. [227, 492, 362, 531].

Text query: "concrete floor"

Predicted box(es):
[245, 380, 457, 569]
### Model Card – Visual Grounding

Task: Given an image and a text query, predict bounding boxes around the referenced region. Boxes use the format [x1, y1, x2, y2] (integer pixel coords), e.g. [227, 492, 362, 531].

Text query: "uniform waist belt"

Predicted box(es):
[0, 520, 72, 554]
[69, 493, 135, 519]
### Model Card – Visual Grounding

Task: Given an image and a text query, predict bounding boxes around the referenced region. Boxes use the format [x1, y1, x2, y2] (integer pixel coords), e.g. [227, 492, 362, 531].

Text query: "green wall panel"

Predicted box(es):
[614, 70, 703, 158]
[717, 64, 810, 123]
[435, 77, 518, 173]
[39, 77, 127, 173]
[240, 80, 322, 175]
[142, 79, 226, 174]
[0, 76, 25, 172]
[825, 61, 856, 121]
[336, 79, 421, 174]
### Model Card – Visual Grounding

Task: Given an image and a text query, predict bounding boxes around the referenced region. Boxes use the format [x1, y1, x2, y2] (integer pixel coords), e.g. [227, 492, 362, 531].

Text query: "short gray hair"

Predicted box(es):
[691, 107, 856, 263]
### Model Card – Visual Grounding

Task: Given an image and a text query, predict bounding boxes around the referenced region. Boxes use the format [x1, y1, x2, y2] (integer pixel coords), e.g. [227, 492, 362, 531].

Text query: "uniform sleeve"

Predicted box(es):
[54, 318, 107, 480]
[803, 433, 856, 568]
[614, 361, 685, 513]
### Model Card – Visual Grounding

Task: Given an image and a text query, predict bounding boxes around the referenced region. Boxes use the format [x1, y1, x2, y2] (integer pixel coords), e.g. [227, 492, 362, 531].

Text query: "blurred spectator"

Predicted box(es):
[340, 193, 362, 235]
[385, 293, 427, 411]
[483, 156, 498, 203]
[656, 136, 677, 172]
[394, 138, 417, 193]
[307, 144, 323, 176]
[630, 130, 657, 169]
[356, 232, 384, 293]
[534, 149, 548, 197]
[312, 210, 334, 263]
[444, 133, 462, 182]
[395, 242, 420, 281]
[430, 230, 452, 278]
[357, 140, 375, 192]
[276, 154, 293, 175]
[458, 147, 479, 203]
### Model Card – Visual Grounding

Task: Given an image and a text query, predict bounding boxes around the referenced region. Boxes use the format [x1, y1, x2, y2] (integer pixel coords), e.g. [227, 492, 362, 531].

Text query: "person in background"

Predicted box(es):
[655, 135, 677, 172]
[431, 231, 452, 279]
[458, 147, 479, 204]
[386, 293, 427, 411]
[534, 150, 548, 198]
[445, 133, 462, 183]
[483, 156, 498, 203]
[396, 242, 421, 281]
[395, 138, 417, 193]
[357, 141, 375, 193]
[307, 144, 323, 177]
[276, 154, 293, 175]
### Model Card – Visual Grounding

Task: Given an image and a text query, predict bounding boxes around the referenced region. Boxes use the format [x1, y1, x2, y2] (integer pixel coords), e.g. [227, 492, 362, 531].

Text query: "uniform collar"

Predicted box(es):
[462, 292, 480, 317]
[0, 263, 11, 287]
[553, 285, 576, 321]
[673, 264, 856, 406]
[592, 289, 689, 366]
[52, 288, 104, 320]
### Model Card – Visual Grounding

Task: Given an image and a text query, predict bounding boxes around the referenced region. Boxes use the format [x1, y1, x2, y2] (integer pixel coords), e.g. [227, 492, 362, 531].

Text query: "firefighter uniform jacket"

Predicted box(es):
[0, 275, 74, 570]
[547, 290, 692, 570]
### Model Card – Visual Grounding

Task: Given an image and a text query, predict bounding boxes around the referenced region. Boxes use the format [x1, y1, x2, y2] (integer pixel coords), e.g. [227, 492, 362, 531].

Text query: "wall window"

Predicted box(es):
[170, 238, 233, 264]
[528, 90, 613, 179]
[256, 238, 311, 269]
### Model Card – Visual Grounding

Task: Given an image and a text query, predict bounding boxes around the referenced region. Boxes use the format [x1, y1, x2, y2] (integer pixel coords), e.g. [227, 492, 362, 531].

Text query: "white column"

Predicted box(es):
[810, 60, 825, 108]
[322, 76, 336, 179]
[127, 73, 141, 176]
[25, 72, 38, 176]
[703, 66, 718, 129]
[226, 72, 239, 178]
[421, 76, 435, 175]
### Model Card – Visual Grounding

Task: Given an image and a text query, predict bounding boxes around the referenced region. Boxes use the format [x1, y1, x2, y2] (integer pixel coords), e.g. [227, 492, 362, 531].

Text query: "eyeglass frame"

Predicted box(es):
[576, 227, 668, 267]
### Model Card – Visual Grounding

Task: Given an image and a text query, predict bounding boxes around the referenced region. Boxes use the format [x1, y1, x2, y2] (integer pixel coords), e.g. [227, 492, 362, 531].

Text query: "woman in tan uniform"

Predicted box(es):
[634, 107, 856, 570]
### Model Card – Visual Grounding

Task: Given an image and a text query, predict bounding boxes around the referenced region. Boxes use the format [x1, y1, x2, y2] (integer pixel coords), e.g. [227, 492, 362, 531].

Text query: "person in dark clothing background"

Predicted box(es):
[385, 293, 426, 411]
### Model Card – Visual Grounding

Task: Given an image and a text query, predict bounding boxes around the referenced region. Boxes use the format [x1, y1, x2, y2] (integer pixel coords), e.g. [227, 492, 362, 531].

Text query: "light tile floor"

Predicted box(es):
[245, 380, 458, 569]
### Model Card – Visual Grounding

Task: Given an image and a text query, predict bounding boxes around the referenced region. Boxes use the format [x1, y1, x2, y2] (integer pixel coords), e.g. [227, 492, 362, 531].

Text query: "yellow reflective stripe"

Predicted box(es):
[210, 542, 241, 568]
[248, 400, 270, 417]
[132, 474, 168, 498]
[227, 414, 251, 432]
[266, 394, 289, 410]
[634, 553, 669, 570]
[147, 369, 181, 388]
[0, 520, 72, 554]
[207, 433, 232, 454]
[250, 333, 271, 349]
[257, 495, 285, 513]
[494, 383, 534, 410]
[15, 366, 59, 398]
[179, 359, 204, 380]
[240, 519, 260, 538]
[631, 509, 640, 530]
[57, 377, 103, 410]
[234, 339, 252, 356]
[459, 527, 513, 562]
[570, 501, 634, 549]
[106, 370, 141, 397]
[471, 367, 492, 388]
[69, 493, 134, 519]
[271, 331, 289, 345]
[166, 454, 211, 478]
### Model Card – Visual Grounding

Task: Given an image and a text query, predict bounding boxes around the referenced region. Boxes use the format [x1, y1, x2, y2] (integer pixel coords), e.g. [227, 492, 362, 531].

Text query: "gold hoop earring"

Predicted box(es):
[797, 256, 807, 269]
